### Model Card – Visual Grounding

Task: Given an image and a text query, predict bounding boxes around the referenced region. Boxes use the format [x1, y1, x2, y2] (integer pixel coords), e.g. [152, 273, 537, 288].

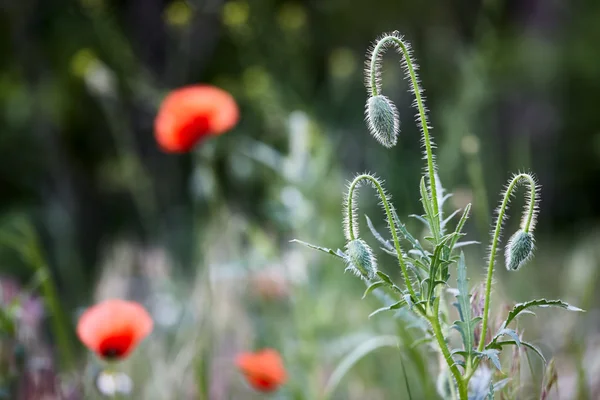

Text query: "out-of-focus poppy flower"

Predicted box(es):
[236, 348, 287, 392]
[76, 299, 153, 360]
[154, 85, 239, 153]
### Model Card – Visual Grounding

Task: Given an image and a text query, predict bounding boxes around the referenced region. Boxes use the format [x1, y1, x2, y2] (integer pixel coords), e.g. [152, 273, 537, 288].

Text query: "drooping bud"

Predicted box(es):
[365, 95, 399, 148]
[345, 239, 377, 280]
[505, 229, 535, 271]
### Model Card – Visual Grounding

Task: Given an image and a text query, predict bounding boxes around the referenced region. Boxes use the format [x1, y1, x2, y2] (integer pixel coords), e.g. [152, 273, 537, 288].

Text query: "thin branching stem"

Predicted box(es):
[429, 294, 468, 399]
[345, 174, 419, 305]
[368, 34, 440, 231]
[478, 173, 538, 352]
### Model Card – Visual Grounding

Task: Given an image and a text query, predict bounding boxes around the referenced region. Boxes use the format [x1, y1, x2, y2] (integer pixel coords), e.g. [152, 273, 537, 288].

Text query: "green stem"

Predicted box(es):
[478, 173, 537, 352]
[429, 296, 467, 400]
[368, 34, 440, 230]
[346, 174, 418, 305]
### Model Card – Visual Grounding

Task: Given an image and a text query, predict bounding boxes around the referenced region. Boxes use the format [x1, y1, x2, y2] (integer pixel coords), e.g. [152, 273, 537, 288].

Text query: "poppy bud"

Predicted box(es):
[345, 239, 378, 280]
[505, 229, 535, 271]
[365, 95, 399, 148]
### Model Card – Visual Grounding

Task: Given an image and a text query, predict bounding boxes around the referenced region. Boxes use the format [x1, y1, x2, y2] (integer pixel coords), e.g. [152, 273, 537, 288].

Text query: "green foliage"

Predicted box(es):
[497, 299, 583, 334]
[452, 252, 481, 359]
[293, 31, 584, 400]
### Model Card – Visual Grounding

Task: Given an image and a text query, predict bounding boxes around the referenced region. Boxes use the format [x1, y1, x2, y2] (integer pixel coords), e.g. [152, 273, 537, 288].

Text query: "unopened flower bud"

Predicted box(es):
[345, 239, 377, 280]
[365, 95, 399, 148]
[505, 229, 535, 271]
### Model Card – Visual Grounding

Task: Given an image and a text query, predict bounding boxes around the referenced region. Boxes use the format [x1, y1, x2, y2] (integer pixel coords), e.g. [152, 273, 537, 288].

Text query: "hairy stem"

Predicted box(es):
[478, 173, 537, 352]
[429, 295, 468, 400]
[368, 34, 440, 230]
[346, 174, 418, 303]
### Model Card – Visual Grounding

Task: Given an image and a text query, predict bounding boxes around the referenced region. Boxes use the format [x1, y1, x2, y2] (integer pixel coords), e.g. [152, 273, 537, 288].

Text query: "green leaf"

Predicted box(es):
[290, 239, 346, 259]
[453, 240, 480, 249]
[449, 203, 471, 251]
[376, 271, 394, 285]
[391, 208, 427, 256]
[409, 214, 430, 228]
[452, 252, 480, 358]
[362, 281, 386, 299]
[493, 328, 521, 347]
[441, 208, 462, 230]
[368, 299, 406, 318]
[426, 242, 448, 301]
[488, 340, 546, 364]
[365, 215, 394, 252]
[419, 176, 440, 242]
[477, 349, 502, 371]
[500, 299, 583, 330]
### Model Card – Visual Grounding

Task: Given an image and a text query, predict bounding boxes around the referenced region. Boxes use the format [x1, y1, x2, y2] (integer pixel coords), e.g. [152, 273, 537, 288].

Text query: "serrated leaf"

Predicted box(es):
[368, 299, 406, 318]
[454, 241, 480, 249]
[381, 247, 397, 257]
[449, 203, 472, 252]
[477, 349, 502, 371]
[489, 340, 546, 364]
[290, 239, 346, 259]
[365, 215, 394, 252]
[409, 214, 430, 229]
[501, 299, 583, 330]
[376, 271, 394, 285]
[442, 208, 462, 230]
[362, 281, 386, 299]
[493, 328, 521, 347]
[451, 349, 468, 358]
[419, 177, 440, 241]
[391, 208, 427, 257]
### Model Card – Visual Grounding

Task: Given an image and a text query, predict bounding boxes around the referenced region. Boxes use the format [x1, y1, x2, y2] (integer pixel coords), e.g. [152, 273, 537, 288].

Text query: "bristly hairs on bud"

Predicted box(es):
[345, 238, 378, 280]
[343, 173, 418, 299]
[478, 172, 540, 352]
[505, 229, 535, 271]
[365, 95, 399, 148]
[364, 31, 441, 231]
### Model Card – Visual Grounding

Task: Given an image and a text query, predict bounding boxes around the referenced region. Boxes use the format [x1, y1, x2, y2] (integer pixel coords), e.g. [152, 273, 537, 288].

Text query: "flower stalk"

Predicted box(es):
[478, 173, 538, 352]
[366, 33, 440, 231]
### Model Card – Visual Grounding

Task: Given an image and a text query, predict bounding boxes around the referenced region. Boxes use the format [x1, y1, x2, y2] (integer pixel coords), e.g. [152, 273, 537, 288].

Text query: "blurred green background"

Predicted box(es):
[1, 0, 599, 399]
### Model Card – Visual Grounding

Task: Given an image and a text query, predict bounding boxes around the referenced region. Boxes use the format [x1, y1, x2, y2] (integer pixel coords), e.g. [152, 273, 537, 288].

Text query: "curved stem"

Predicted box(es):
[478, 173, 537, 352]
[429, 295, 468, 400]
[345, 174, 418, 303]
[368, 34, 440, 230]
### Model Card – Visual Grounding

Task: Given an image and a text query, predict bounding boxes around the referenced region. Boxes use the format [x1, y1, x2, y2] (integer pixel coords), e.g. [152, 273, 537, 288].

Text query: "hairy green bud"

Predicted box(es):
[365, 95, 399, 148]
[345, 238, 377, 280]
[505, 229, 535, 271]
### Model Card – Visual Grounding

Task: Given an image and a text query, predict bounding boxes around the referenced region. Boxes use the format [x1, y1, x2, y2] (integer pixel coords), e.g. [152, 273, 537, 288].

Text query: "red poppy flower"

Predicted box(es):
[76, 299, 153, 360]
[235, 348, 287, 392]
[154, 85, 239, 153]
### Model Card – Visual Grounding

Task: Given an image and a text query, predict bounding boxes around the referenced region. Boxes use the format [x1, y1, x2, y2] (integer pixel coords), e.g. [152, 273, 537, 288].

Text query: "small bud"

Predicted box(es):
[345, 239, 377, 280]
[365, 95, 399, 148]
[505, 229, 535, 271]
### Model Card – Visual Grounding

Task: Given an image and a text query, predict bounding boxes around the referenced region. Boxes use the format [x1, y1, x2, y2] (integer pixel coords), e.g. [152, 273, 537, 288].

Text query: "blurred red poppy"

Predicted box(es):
[154, 85, 239, 153]
[76, 299, 153, 360]
[236, 348, 287, 392]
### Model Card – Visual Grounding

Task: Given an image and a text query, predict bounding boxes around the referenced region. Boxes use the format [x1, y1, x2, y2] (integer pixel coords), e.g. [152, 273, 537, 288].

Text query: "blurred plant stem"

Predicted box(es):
[0, 220, 75, 370]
